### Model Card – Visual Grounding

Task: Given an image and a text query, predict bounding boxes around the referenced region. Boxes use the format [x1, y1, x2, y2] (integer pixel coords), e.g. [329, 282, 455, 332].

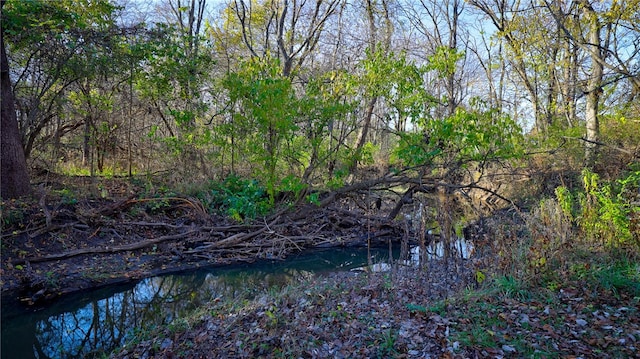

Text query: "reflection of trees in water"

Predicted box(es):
[27, 258, 352, 358]
[30, 269, 315, 357]
[209, 269, 315, 298]
[32, 276, 202, 358]
[35, 291, 130, 358]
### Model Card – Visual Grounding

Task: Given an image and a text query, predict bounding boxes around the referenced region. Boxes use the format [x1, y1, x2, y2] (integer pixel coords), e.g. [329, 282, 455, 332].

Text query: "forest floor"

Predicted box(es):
[110, 265, 640, 358]
[1, 175, 639, 358]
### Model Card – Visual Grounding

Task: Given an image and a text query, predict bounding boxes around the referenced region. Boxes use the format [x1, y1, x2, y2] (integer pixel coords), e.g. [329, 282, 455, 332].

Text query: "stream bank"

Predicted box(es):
[1, 246, 408, 359]
[1, 194, 407, 307]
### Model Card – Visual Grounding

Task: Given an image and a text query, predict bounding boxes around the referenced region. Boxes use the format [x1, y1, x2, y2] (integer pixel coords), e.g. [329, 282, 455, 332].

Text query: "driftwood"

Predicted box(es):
[14, 198, 406, 268]
[13, 170, 512, 270]
[14, 231, 198, 265]
[14, 175, 456, 269]
[184, 224, 270, 253]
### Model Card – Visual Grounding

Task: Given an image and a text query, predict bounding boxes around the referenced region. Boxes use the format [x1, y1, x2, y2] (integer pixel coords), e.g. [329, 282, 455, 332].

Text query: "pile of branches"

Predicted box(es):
[10, 194, 406, 268]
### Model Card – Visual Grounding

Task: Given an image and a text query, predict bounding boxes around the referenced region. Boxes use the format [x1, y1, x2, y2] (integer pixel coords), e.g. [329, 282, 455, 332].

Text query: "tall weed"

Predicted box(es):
[522, 196, 573, 281]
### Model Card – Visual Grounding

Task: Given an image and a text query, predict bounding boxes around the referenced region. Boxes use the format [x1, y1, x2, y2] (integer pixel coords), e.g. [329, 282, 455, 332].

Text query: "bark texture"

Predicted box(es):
[1, 1, 31, 199]
[582, 0, 603, 166]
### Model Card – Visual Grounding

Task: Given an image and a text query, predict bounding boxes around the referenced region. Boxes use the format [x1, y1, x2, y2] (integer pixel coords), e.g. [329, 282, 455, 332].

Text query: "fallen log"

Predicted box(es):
[184, 217, 280, 253]
[13, 230, 198, 265]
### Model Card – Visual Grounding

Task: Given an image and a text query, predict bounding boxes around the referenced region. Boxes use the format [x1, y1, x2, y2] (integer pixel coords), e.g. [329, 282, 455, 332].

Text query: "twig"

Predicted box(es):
[563, 136, 637, 156]
[122, 221, 185, 229]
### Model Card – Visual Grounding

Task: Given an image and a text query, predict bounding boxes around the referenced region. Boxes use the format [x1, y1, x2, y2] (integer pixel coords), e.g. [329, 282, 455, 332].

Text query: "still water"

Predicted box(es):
[1, 247, 398, 359]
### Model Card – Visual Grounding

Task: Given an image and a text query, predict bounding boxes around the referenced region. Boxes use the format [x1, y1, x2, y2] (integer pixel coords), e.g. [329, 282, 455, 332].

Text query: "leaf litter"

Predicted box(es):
[112, 257, 639, 358]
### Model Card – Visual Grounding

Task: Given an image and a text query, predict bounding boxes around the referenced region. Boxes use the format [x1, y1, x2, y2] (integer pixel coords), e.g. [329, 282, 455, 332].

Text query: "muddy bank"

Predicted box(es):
[1, 195, 407, 306]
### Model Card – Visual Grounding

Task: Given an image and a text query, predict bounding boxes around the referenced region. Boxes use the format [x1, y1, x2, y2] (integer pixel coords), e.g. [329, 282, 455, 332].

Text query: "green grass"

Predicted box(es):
[377, 329, 398, 357]
[590, 260, 640, 297]
[494, 275, 531, 301]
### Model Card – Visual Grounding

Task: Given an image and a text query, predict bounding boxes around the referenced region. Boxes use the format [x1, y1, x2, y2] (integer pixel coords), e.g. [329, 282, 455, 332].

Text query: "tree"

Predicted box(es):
[581, 0, 604, 166]
[349, 0, 393, 176]
[401, 0, 469, 118]
[136, 0, 215, 177]
[223, 57, 299, 203]
[1, 0, 30, 199]
[2, 0, 123, 176]
[229, 0, 342, 78]
[468, 0, 571, 134]
[543, 0, 640, 165]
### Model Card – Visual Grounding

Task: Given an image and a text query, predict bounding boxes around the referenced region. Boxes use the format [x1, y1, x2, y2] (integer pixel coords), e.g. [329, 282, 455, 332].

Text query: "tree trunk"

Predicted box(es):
[560, 35, 578, 127]
[349, 0, 389, 177]
[583, 1, 603, 166]
[350, 97, 377, 175]
[1, 2, 31, 199]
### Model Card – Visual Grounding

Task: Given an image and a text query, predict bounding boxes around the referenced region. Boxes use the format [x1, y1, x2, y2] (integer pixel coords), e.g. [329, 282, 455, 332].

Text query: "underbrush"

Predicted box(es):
[450, 163, 640, 356]
[492, 164, 639, 288]
[192, 175, 273, 222]
[106, 163, 639, 358]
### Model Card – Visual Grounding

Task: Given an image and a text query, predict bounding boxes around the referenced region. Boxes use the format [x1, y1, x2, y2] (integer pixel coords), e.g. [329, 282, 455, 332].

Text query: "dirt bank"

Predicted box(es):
[1, 190, 407, 306]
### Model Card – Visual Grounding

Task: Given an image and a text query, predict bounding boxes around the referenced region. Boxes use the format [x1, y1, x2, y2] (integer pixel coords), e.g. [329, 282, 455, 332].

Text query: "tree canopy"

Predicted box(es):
[1, 0, 638, 200]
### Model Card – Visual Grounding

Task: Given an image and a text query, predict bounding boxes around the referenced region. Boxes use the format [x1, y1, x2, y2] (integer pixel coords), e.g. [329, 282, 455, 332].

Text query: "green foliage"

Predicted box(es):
[134, 21, 214, 173]
[494, 275, 530, 301]
[278, 175, 307, 204]
[591, 260, 640, 297]
[454, 325, 498, 350]
[199, 176, 271, 222]
[223, 57, 299, 204]
[4, 0, 124, 86]
[570, 256, 640, 297]
[139, 186, 175, 213]
[394, 101, 524, 168]
[359, 47, 433, 127]
[306, 192, 320, 205]
[377, 329, 398, 357]
[554, 186, 574, 220]
[53, 189, 78, 205]
[475, 270, 487, 285]
[0, 205, 25, 227]
[137, 22, 213, 104]
[426, 46, 465, 78]
[531, 124, 585, 166]
[497, 164, 639, 293]
[3, 0, 118, 47]
[601, 114, 640, 149]
[405, 303, 428, 314]
[392, 132, 440, 167]
[146, 198, 171, 213]
[326, 167, 349, 190]
[215, 59, 359, 203]
[359, 142, 378, 166]
[297, 71, 357, 178]
[573, 168, 640, 250]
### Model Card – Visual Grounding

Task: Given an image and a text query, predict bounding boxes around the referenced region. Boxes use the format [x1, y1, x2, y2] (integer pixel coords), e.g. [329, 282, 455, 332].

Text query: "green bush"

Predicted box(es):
[200, 175, 272, 222]
[576, 168, 639, 251]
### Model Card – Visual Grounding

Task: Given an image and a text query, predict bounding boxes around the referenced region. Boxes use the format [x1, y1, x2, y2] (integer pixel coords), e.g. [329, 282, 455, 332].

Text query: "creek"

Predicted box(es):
[1, 246, 399, 359]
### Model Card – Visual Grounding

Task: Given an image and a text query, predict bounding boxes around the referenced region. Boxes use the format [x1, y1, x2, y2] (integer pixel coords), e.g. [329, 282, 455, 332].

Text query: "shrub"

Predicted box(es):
[576, 168, 639, 252]
[199, 175, 272, 222]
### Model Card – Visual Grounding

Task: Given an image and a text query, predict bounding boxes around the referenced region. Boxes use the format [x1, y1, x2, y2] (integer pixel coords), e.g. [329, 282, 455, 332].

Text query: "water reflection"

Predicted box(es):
[417, 238, 474, 260]
[1, 247, 394, 359]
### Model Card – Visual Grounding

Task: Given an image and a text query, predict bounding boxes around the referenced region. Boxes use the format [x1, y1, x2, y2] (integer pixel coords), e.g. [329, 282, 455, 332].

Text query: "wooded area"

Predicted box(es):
[1, 0, 637, 195]
[1, 0, 639, 357]
[2, 0, 638, 256]
[2, 0, 639, 276]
